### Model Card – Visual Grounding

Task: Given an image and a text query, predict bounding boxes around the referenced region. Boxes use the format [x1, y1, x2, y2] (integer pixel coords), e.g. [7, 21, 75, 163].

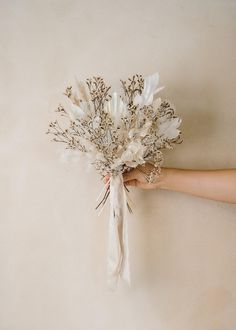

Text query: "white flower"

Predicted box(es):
[68, 100, 94, 121]
[86, 144, 106, 163]
[133, 72, 164, 107]
[120, 140, 145, 167]
[105, 92, 128, 125]
[68, 102, 85, 120]
[153, 97, 162, 109]
[60, 149, 81, 163]
[92, 115, 101, 129]
[158, 117, 182, 139]
[128, 121, 152, 139]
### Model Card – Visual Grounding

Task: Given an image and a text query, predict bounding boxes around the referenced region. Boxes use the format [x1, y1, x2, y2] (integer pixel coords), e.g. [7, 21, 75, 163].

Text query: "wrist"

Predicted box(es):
[155, 167, 174, 190]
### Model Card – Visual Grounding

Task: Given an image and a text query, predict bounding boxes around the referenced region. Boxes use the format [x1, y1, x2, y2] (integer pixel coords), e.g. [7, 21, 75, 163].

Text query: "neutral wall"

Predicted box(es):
[1, 0, 236, 329]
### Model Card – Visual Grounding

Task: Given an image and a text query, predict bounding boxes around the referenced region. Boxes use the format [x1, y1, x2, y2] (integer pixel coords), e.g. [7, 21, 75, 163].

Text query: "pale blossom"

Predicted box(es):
[133, 72, 164, 107]
[120, 140, 145, 167]
[158, 117, 182, 139]
[128, 121, 152, 139]
[68, 102, 85, 120]
[104, 92, 128, 126]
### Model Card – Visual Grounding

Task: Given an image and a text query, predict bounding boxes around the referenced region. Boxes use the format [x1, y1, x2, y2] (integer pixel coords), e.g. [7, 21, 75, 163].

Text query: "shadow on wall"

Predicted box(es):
[129, 188, 174, 289]
[189, 286, 232, 329]
[127, 80, 228, 290]
[162, 80, 224, 169]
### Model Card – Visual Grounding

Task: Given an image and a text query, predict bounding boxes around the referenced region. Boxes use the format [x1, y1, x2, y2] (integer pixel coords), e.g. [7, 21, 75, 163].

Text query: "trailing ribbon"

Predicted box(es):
[107, 173, 130, 290]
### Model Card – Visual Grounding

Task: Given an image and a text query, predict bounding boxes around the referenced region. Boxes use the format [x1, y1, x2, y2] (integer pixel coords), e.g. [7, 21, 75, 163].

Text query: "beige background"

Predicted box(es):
[1, 0, 236, 329]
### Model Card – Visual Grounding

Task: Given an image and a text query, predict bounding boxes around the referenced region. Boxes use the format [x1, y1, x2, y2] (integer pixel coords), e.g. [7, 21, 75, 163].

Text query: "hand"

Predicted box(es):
[104, 164, 163, 190]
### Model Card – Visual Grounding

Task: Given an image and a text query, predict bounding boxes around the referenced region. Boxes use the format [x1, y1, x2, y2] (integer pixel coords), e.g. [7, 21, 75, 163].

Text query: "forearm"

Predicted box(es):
[158, 168, 236, 204]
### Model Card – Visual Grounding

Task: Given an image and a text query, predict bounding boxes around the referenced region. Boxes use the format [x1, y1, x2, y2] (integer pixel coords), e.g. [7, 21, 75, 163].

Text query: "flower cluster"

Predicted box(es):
[47, 73, 182, 213]
[47, 73, 182, 180]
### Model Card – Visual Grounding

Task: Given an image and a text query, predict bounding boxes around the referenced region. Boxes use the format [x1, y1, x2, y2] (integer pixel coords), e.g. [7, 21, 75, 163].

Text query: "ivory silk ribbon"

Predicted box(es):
[107, 173, 130, 290]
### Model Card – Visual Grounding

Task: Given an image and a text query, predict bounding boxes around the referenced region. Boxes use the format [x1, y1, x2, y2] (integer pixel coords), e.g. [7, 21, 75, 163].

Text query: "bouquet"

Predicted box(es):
[47, 72, 182, 289]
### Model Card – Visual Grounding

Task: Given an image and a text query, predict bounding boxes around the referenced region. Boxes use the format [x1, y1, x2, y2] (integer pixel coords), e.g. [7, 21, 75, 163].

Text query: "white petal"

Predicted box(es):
[133, 72, 164, 107]
[105, 92, 128, 125]
[158, 118, 182, 139]
[92, 115, 101, 129]
[154, 86, 165, 94]
[133, 94, 142, 106]
[143, 72, 160, 105]
[153, 97, 162, 108]
[69, 103, 85, 120]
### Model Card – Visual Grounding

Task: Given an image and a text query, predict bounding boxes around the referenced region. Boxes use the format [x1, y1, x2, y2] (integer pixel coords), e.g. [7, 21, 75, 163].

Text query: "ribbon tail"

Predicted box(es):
[107, 173, 131, 290]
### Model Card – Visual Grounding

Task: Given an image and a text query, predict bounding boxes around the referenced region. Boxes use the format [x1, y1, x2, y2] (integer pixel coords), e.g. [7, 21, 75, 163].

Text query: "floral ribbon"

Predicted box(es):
[107, 173, 130, 290]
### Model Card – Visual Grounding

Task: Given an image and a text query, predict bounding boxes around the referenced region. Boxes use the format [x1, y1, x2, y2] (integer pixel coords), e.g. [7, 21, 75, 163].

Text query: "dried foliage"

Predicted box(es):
[47, 73, 182, 208]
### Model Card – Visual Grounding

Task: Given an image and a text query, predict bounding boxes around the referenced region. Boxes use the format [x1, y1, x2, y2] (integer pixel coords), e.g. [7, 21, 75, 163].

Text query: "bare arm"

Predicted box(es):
[158, 168, 236, 204]
[118, 166, 236, 204]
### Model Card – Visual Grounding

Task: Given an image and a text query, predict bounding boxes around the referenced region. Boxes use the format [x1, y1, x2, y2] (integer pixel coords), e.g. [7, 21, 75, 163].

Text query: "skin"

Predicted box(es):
[104, 164, 236, 204]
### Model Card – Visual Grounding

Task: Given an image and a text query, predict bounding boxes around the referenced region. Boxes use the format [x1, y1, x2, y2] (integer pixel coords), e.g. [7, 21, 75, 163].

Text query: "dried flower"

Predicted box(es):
[47, 72, 182, 205]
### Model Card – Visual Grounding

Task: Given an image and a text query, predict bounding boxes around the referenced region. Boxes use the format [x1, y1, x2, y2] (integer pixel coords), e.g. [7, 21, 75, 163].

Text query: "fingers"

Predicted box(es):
[103, 174, 110, 184]
[102, 166, 158, 190]
[103, 169, 138, 184]
[123, 169, 138, 182]
[125, 179, 138, 187]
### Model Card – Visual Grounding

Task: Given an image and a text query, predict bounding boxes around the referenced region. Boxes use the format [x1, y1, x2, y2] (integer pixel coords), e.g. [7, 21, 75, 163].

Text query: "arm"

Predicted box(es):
[158, 168, 236, 204]
[120, 166, 236, 204]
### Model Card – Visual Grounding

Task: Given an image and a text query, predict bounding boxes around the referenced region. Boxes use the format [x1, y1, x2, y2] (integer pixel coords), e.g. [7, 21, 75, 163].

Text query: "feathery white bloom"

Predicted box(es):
[158, 117, 182, 139]
[105, 92, 128, 125]
[68, 103, 85, 120]
[120, 140, 145, 167]
[133, 72, 164, 107]
[92, 115, 101, 129]
[128, 121, 152, 139]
